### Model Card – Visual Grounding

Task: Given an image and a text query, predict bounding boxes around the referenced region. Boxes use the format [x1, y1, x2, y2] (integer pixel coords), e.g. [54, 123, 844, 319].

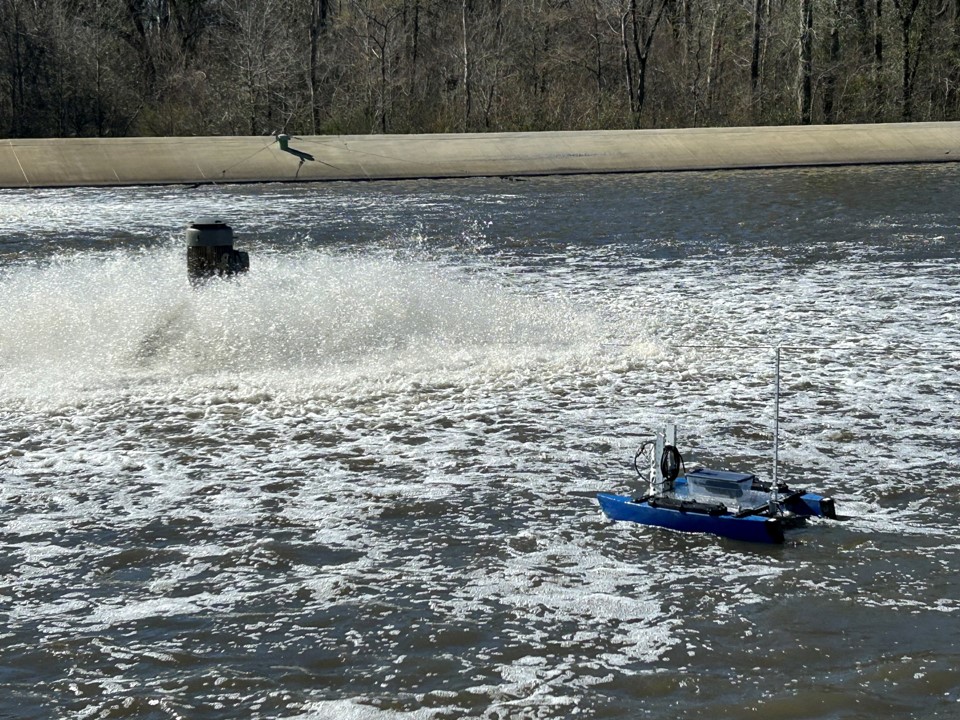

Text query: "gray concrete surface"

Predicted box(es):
[2, 122, 960, 188]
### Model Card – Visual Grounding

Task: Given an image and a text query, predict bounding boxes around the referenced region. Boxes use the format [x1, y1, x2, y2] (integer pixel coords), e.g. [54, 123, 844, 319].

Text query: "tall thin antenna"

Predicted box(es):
[771, 344, 781, 512]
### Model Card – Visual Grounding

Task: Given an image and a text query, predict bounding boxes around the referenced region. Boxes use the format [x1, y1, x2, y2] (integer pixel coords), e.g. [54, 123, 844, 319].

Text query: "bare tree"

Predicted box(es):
[822, 0, 843, 123]
[1, 0, 47, 136]
[750, 0, 766, 121]
[220, 0, 299, 135]
[874, 0, 885, 120]
[460, 0, 472, 129]
[308, 0, 330, 133]
[620, 0, 668, 127]
[798, 0, 813, 123]
[891, 0, 925, 119]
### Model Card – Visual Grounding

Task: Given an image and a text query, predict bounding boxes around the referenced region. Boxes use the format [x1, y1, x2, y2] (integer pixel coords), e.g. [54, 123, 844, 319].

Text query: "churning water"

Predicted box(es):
[2, 167, 959, 719]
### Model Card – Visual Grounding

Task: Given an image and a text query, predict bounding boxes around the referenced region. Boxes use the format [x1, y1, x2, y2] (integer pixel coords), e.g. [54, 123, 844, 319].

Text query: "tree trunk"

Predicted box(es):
[461, 0, 472, 130]
[750, 0, 764, 120]
[894, 0, 923, 120]
[950, 0, 960, 114]
[4, 0, 29, 137]
[124, 0, 157, 95]
[620, 9, 636, 119]
[705, 3, 725, 121]
[308, 0, 329, 134]
[900, 17, 912, 120]
[799, 0, 814, 124]
[625, 0, 667, 128]
[593, 0, 603, 125]
[481, 1, 504, 129]
[875, 0, 885, 120]
[822, 0, 842, 123]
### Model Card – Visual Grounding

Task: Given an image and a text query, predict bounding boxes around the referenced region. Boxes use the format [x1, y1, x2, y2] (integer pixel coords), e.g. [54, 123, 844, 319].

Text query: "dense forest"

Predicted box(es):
[3, 0, 960, 138]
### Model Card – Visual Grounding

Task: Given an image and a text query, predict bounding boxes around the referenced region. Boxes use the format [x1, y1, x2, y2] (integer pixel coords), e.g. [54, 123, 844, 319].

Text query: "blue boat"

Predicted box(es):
[597, 424, 837, 544]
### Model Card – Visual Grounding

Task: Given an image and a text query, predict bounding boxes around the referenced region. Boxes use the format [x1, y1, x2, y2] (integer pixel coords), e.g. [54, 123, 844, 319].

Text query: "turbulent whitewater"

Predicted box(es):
[2, 168, 959, 719]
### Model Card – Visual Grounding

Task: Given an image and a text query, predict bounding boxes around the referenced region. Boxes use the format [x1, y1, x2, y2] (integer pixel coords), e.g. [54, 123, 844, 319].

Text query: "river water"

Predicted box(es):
[1, 165, 959, 719]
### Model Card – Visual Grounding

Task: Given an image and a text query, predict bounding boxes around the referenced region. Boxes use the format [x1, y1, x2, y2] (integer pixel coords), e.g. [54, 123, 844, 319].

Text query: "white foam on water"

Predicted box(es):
[290, 699, 441, 719]
[4, 173, 960, 717]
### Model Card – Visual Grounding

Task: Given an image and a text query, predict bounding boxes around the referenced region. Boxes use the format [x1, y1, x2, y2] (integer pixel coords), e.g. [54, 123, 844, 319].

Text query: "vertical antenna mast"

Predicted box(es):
[771, 345, 781, 511]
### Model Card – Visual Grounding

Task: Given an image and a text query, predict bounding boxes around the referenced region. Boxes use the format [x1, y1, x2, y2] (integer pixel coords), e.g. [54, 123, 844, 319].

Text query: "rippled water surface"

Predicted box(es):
[2, 166, 960, 719]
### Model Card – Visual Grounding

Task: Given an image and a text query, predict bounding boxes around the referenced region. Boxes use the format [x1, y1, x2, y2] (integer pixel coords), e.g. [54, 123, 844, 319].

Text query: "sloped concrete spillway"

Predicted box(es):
[2, 122, 960, 188]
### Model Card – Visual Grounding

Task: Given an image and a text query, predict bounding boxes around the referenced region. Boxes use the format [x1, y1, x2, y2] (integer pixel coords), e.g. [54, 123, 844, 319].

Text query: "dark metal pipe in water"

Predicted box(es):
[185, 219, 249, 284]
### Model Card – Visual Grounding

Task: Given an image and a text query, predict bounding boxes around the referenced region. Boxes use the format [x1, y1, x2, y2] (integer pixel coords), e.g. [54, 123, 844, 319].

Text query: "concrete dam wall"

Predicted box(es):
[2, 122, 959, 188]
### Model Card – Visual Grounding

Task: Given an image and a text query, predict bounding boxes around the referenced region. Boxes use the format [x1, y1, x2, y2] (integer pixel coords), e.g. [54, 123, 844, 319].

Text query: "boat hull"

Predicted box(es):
[784, 492, 836, 519]
[597, 492, 786, 544]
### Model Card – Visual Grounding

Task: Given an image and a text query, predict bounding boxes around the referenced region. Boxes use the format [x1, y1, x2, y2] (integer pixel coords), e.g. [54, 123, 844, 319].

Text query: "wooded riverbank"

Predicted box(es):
[5, 1, 960, 139]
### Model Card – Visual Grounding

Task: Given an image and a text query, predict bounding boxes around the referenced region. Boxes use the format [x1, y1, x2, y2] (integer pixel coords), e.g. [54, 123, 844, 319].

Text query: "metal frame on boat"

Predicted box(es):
[597, 349, 837, 544]
[597, 424, 836, 543]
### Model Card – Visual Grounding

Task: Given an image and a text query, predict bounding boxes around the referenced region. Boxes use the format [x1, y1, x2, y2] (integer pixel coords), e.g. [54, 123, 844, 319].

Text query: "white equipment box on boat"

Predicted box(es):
[685, 468, 756, 499]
